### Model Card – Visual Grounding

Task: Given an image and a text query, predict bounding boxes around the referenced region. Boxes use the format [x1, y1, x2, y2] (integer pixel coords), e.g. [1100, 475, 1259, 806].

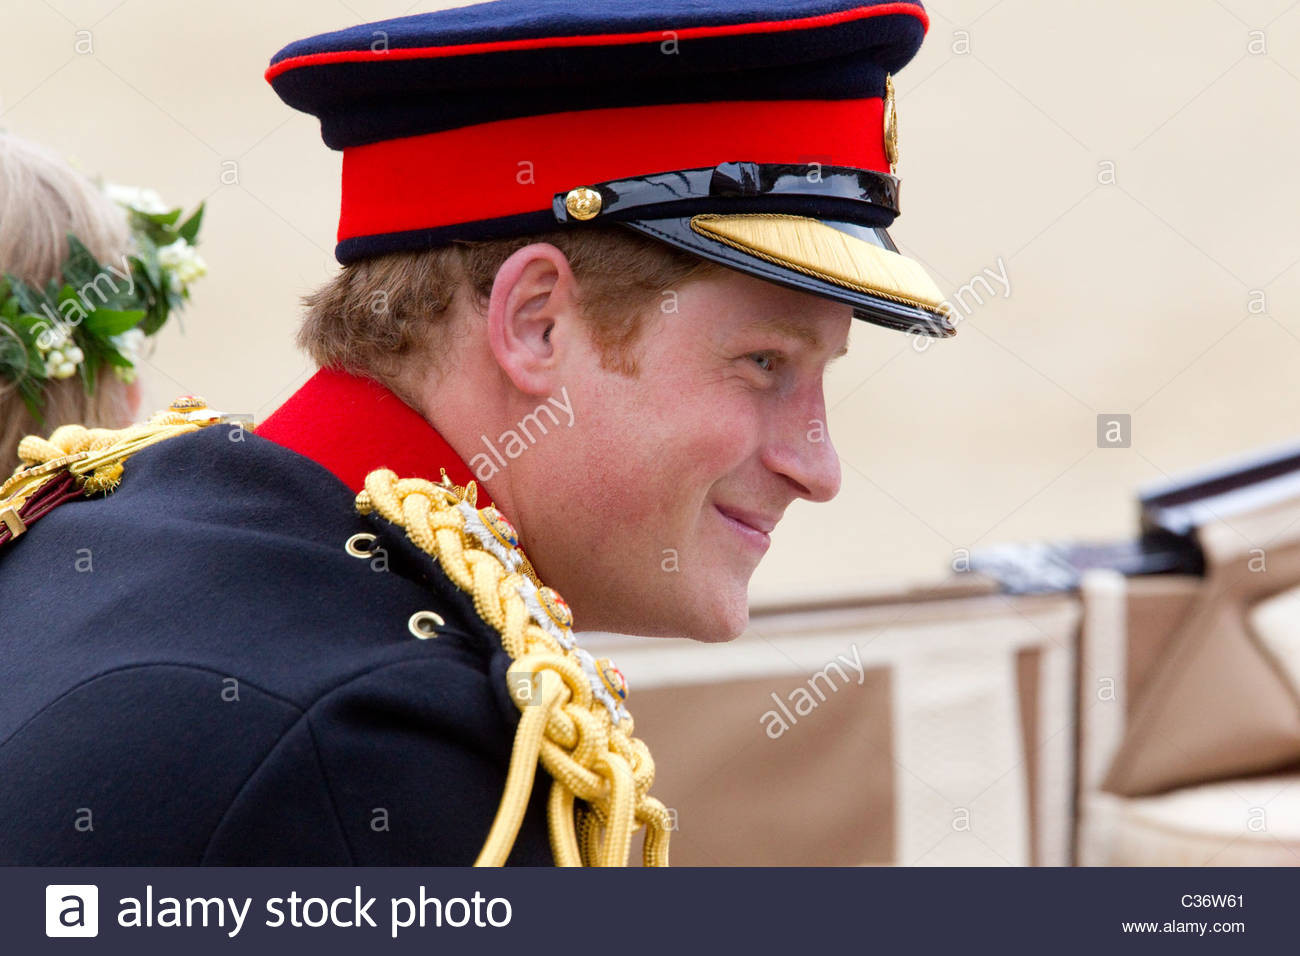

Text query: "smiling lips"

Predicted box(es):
[715, 504, 778, 553]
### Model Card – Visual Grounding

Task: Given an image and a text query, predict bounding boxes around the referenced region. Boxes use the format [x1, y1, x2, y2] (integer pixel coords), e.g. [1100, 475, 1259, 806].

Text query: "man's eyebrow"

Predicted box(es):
[754, 315, 850, 361]
[755, 315, 829, 349]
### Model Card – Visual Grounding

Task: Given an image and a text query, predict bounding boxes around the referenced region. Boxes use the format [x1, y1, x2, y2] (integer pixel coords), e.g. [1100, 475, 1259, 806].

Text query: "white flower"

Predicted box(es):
[109, 328, 147, 380]
[45, 353, 77, 379]
[40, 341, 85, 379]
[112, 328, 146, 359]
[104, 183, 169, 216]
[37, 326, 71, 354]
[157, 238, 207, 291]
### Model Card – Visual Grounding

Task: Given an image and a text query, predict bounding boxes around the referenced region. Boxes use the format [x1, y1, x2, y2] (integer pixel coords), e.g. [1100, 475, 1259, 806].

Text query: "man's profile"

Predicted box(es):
[0, 0, 953, 866]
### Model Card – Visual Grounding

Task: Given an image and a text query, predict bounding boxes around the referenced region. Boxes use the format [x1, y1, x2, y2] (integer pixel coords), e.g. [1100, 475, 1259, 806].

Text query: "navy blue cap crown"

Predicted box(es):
[268, 0, 929, 150]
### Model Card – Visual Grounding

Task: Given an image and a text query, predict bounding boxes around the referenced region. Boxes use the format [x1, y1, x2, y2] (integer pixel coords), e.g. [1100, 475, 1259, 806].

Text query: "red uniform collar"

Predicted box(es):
[254, 366, 491, 505]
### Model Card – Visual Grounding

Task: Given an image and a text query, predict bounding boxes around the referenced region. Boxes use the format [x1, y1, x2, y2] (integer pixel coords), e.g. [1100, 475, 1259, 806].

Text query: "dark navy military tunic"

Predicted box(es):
[0, 401, 552, 865]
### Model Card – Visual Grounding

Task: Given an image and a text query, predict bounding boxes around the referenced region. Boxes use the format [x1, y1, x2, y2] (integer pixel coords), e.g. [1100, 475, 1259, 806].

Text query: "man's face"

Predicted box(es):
[521, 267, 850, 642]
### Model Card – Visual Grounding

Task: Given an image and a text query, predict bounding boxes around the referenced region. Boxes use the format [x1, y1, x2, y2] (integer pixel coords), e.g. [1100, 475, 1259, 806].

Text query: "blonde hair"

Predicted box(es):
[0, 132, 137, 475]
[297, 228, 722, 404]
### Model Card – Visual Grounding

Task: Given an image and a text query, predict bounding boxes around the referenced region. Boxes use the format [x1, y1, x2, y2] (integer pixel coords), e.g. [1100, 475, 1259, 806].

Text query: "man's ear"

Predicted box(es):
[486, 242, 580, 397]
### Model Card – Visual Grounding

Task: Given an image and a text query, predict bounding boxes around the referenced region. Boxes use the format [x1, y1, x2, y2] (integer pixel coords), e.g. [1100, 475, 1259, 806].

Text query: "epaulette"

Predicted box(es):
[1, 396, 671, 866]
[0, 395, 244, 548]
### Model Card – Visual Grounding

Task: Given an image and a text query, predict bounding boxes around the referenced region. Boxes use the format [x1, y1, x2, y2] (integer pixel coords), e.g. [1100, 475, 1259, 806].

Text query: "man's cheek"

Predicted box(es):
[685, 425, 754, 480]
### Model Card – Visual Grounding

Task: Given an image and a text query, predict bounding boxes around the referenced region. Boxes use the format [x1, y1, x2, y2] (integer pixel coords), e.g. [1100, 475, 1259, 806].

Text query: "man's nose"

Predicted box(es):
[764, 402, 842, 504]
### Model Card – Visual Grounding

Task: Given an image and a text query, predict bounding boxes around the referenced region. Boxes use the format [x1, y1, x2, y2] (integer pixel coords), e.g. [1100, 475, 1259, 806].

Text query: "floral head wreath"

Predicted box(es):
[0, 184, 206, 423]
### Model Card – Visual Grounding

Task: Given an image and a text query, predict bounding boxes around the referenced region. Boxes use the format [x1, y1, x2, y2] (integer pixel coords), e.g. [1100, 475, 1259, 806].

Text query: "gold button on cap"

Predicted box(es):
[565, 187, 603, 221]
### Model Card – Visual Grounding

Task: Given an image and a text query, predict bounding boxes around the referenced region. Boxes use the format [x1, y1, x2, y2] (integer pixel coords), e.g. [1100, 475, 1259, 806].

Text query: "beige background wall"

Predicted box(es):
[4, 0, 1298, 604]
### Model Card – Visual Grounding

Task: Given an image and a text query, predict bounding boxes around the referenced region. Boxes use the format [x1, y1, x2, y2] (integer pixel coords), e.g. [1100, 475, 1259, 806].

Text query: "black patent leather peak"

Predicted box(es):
[551, 162, 900, 225]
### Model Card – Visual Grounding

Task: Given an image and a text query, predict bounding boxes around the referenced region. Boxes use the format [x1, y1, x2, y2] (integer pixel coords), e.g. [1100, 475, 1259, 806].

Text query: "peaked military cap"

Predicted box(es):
[266, 0, 953, 338]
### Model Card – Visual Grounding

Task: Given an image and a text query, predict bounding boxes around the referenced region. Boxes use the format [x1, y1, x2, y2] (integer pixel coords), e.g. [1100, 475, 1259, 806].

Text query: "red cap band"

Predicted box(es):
[338, 98, 887, 242]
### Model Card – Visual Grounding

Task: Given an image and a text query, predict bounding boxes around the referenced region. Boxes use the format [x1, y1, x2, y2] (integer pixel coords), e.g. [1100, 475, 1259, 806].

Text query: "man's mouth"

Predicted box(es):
[715, 504, 777, 553]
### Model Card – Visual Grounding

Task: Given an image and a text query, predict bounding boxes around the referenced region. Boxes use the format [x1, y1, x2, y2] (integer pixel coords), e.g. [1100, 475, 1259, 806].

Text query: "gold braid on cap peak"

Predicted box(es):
[355, 468, 671, 867]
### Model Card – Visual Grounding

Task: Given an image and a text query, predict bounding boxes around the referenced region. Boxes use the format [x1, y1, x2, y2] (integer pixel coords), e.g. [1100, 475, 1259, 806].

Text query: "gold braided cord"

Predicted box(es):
[577, 803, 604, 867]
[355, 468, 671, 867]
[476, 670, 564, 866]
[594, 751, 636, 867]
[640, 803, 672, 867]
[547, 783, 583, 867]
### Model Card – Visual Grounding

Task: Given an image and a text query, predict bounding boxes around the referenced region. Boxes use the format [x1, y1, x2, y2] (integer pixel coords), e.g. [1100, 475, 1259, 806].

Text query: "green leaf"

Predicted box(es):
[139, 299, 169, 336]
[94, 289, 137, 312]
[9, 276, 47, 316]
[61, 234, 101, 287]
[0, 322, 28, 374]
[133, 237, 163, 291]
[177, 202, 205, 245]
[79, 350, 98, 396]
[15, 311, 48, 335]
[97, 347, 134, 368]
[52, 285, 88, 326]
[82, 307, 145, 337]
[137, 208, 182, 228]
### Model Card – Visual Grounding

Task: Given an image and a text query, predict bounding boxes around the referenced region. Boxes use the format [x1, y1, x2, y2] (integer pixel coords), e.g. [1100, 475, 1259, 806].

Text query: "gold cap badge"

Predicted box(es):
[884, 73, 899, 173]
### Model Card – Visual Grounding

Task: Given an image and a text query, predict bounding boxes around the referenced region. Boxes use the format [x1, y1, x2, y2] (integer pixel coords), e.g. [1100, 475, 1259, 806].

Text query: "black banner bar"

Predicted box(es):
[7, 866, 1287, 954]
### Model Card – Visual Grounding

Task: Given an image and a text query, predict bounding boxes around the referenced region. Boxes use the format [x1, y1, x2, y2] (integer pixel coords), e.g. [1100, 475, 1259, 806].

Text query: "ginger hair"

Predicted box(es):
[297, 228, 721, 404]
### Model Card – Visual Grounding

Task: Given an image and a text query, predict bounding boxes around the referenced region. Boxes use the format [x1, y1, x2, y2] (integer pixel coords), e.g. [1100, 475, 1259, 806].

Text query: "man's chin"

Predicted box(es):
[600, 605, 748, 642]
[678, 587, 751, 643]
[571, 569, 752, 641]
[688, 616, 748, 643]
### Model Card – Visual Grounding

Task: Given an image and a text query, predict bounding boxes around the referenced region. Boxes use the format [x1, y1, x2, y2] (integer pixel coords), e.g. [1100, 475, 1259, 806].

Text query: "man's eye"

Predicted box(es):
[749, 352, 777, 372]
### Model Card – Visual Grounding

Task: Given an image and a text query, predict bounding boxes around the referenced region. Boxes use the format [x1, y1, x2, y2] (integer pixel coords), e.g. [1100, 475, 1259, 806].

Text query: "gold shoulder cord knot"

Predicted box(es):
[355, 468, 671, 867]
[0, 396, 242, 541]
